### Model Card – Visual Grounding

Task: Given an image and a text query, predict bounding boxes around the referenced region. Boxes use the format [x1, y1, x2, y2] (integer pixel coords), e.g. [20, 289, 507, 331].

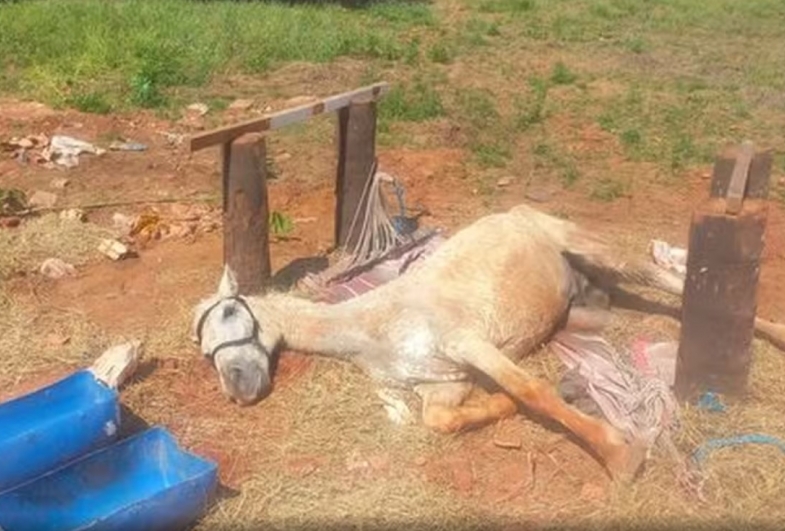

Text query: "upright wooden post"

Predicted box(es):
[335, 99, 377, 250]
[222, 133, 271, 295]
[675, 141, 773, 400]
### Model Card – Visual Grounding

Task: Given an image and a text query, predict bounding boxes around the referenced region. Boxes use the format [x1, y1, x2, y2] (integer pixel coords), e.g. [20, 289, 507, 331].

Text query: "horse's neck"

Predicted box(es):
[253, 292, 377, 359]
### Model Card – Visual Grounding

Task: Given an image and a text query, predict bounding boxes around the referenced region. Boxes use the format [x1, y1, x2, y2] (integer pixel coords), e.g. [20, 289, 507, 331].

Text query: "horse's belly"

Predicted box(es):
[355, 325, 469, 387]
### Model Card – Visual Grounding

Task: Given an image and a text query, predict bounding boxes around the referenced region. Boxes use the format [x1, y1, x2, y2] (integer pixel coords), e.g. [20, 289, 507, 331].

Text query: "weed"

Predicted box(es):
[514, 76, 549, 130]
[129, 73, 165, 108]
[478, 0, 536, 14]
[561, 164, 580, 187]
[269, 211, 294, 237]
[380, 80, 445, 123]
[591, 178, 626, 201]
[65, 91, 112, 114]
[625, 36, 647, 54]
[620, 128, 642, 147]
[428, 41, 455, 64]
[474, 142, 511, 168]
[550, 61, 577, 85]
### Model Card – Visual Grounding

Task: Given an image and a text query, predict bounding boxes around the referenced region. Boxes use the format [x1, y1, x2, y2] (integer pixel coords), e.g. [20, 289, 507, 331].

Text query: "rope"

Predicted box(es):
[691, 433, 785, 466]
[340, 159, 406, 270]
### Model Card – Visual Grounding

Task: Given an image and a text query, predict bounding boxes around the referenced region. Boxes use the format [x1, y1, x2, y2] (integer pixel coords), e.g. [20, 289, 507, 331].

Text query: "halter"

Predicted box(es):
[195, 295, 264, 367]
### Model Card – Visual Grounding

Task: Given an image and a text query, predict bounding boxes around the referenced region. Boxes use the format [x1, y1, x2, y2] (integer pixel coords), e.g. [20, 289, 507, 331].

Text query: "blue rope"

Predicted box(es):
[691, 433, 785, 467]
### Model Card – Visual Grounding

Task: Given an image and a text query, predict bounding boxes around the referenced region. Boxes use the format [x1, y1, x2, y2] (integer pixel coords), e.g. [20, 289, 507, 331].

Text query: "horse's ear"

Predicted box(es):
[217, 264, 240, 297]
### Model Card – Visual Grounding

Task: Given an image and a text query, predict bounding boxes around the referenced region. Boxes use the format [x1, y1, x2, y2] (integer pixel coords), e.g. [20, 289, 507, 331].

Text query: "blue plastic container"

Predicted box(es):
[0, 426, 218, 531]
[0, 370, 120, 494]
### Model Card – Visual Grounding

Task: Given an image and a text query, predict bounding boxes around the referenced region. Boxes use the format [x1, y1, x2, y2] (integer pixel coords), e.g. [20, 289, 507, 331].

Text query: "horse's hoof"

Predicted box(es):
[606, 438, 648, 483]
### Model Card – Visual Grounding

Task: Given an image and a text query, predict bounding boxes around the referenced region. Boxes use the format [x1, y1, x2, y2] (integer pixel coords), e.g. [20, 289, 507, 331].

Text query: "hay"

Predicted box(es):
[0, 213, 112, 278]
[0, 282, 111, 394]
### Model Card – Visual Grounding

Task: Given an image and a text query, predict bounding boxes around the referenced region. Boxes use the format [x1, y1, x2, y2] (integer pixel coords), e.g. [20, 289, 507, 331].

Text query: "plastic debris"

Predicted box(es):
[186, 103, 209, 117]
[42, 135, 106, 168]
[98, 239, 131, 261]
[60, 208, 87, 222]
[649, 239, 687, 278]
[109, 140, 148, 152]
[40, 258, 76, 279]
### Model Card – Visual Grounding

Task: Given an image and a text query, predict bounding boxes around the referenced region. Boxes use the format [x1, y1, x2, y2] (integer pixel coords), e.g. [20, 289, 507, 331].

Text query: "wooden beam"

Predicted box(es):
[674, 145, 773, 400]
[222, 133, 271, 295]
[334, 99, 377, 250]
[190, 82, 389, 152]
[725, 140, 754, 215]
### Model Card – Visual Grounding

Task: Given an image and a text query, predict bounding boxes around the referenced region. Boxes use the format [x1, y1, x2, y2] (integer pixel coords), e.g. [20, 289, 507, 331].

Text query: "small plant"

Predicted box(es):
[620, 128, 642, 147]
[380, 80, 445, 123]
[550, 61, 577, 85]
[269, 211, 294, 237]
[561, 164, 580, 187]
[474, 142, 511, 168]
[428, 42, 454, 64]
[514, 76, 549, 130]
[590, 179, 626, 201]
[625, 37, 647, 54]
[129, 74, 165, 108]
[66, 91, 112, 114]
[479, 0, 535, 14]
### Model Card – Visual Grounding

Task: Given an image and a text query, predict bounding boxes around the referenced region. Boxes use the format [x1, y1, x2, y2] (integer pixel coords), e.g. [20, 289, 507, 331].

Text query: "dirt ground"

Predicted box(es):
[2, 93, 785, 530]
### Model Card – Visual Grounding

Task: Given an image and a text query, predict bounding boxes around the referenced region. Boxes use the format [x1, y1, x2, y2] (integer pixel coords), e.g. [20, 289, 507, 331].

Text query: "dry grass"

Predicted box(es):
[0, 213, 112, 279]
[0, 281, 109, 393]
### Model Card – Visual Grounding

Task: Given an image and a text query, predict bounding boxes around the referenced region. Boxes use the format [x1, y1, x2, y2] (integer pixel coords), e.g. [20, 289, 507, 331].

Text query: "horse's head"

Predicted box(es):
[192, 265, 277, 405]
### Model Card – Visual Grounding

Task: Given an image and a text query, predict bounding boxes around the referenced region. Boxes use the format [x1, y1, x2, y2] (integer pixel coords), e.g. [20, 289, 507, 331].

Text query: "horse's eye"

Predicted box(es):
[222, 304, 236, 319]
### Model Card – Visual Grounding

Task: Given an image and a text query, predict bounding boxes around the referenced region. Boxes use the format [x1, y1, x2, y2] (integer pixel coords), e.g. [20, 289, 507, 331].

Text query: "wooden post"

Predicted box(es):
[222, 133, 271, 295]
[335, 99, 377, 250]
[675, 142, 773, 400]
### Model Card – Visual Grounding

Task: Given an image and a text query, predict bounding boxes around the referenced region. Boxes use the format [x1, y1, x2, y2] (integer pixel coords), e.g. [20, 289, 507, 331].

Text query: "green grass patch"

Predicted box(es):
[550, 61, 577, 85]
[0, 0, 435, 110]
[380, 79, 445, 124]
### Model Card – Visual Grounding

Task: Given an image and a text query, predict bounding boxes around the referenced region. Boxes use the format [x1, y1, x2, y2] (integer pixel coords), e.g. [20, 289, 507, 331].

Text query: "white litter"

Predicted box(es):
[39, 258, 76, 279]
[42, 135, 106, 168]
[88, 340, 142, 390]
[649, 239, 687, 278]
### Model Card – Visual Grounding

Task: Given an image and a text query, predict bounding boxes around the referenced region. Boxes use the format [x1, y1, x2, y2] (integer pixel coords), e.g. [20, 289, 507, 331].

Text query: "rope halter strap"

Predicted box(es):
[195, 295, 263, 367]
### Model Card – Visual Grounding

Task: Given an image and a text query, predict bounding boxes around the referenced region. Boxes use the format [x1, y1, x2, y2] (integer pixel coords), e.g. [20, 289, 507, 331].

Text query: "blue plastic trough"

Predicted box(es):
[0, 426, 218, 531]
[0, 369, 120, 494]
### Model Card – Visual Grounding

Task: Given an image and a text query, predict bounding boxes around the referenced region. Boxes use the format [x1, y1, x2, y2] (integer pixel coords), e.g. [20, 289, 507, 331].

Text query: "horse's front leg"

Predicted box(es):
[415, 381, 517, 434]
[443, 331, 647, 482]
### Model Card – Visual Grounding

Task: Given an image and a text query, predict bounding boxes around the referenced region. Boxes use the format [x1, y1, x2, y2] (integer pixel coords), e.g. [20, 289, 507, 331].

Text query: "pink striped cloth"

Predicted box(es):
[297, 230, 446, 304]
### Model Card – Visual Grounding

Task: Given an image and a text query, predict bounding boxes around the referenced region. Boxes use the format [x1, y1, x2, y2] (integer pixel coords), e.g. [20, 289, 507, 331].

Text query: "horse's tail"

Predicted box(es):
[509, 204, 685, 296]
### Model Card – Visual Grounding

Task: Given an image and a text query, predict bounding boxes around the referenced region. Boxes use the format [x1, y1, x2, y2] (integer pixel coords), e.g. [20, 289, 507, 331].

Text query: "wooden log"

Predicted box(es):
[674, 145, 773, 399]
[222, 133, 271, 295]
[189, 83, 389, 152]
[334, 99, 377, 250]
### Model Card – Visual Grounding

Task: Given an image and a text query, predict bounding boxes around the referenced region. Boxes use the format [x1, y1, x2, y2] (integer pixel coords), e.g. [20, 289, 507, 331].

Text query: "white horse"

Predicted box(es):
[192, 203, 684, 481]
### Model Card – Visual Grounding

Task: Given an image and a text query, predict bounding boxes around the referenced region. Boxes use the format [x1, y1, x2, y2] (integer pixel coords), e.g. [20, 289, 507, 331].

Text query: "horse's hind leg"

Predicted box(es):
[416, 381, 517, 434]
[444, 331, 646, 482]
